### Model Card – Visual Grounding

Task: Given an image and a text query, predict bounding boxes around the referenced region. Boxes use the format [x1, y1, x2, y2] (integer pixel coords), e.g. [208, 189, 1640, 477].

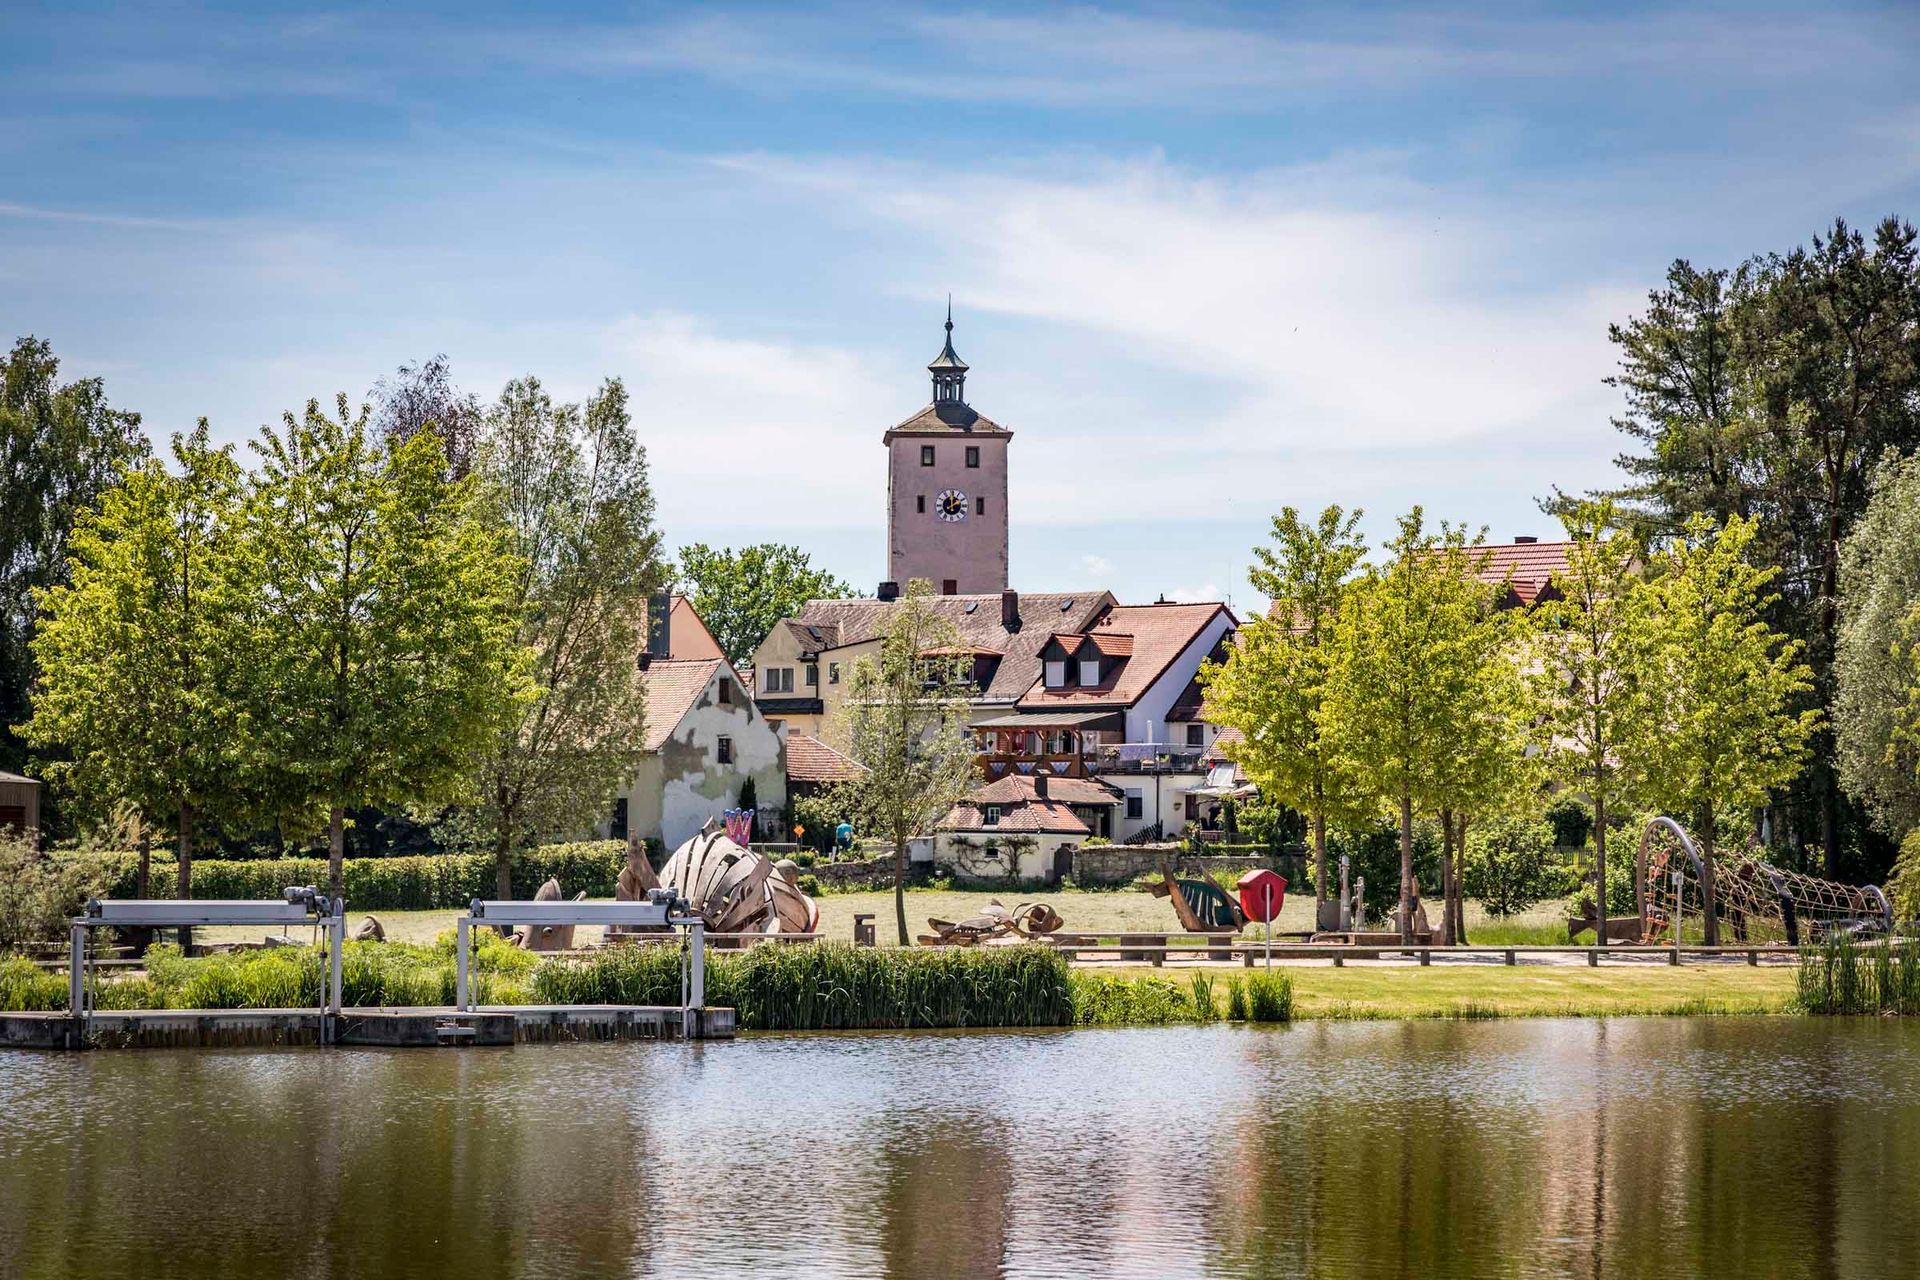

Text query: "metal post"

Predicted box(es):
[1264, 883, 1272, 969]
[455, 916, 471, 1012]
[1671, 868, 1685, 967]
[687, 921, 706, 1010]
[69, 922, 85, 1020]
[328, 897, 344, 1027]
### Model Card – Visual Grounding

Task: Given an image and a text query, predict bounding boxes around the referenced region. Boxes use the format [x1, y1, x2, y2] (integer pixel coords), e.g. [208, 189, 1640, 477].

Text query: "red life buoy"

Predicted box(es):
[1237, 869, 1287, 923]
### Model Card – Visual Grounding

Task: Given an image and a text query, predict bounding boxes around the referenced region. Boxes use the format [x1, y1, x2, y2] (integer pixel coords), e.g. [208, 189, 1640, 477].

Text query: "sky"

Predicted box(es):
[5, 1, 1920, 612]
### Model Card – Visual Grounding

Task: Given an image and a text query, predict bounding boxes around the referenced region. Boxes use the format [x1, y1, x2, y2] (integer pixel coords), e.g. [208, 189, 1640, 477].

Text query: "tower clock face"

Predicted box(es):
[936, 489, 968, 522]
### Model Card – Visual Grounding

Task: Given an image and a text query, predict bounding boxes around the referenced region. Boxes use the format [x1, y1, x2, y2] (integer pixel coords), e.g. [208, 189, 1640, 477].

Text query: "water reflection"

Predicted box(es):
[3, 1019, 1918, 1279]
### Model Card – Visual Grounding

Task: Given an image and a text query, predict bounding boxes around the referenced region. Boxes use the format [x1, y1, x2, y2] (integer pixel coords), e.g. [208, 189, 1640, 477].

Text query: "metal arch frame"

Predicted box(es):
[69, 888, 345, 1038]
[1635, 815, 1708, 937]
[453, 890, 706, 1013]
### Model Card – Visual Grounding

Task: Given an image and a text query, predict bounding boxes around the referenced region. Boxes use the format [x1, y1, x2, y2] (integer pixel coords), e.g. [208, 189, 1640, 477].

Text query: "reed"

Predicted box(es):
[1796, 936, 1920, 1015]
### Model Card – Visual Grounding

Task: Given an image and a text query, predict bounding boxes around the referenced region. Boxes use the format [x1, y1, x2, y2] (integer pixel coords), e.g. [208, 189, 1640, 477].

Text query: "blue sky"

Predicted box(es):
[5, 1, 1919, 610]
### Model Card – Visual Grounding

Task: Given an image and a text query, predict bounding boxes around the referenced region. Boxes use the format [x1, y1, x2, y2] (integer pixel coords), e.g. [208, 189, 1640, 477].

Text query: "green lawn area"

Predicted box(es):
[193, 888, 1586, 949]
[1249, 964, 1793, 1019]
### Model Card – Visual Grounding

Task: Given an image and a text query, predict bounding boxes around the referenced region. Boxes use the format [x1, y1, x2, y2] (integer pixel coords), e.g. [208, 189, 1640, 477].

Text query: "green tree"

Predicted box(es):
[1, 337, 148, 776]
[1461, 815, 1559, 919]
[1624, 513, 1820, 942]
[676, 542, 858, 666]
[1324, 510, 1509, 943]
[836, 580, 978, 945]
[1836, 455, 1920, 836]
[21, 425, 243, 903]
[1200, 505, 1367, 917]
[1586, 219, 1920, 874]
[1532, 499, 1649, 945]
[466, 376, 664, 897]
[235, 396, 531, 898]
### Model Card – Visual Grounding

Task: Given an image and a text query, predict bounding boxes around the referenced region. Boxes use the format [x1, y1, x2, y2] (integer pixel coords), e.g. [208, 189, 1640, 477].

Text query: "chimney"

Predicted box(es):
[1033, 772, 1049, 800]
[1513, 535, 1539, 544]
[878, 580, 900, 601]
[641, 591, 672, 667]
[1001, 588, 1020, 630]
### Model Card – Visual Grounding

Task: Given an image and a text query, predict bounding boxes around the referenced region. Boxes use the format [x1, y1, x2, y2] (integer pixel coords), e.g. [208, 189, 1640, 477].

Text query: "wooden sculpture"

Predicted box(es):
[654, 820, 819, 938]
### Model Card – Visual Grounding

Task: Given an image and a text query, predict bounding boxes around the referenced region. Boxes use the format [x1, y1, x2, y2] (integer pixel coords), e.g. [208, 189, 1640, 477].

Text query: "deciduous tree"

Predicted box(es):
[235, 396, 530, 898]
[1835, 454, 1920, 836]
[835, 580, 978, 945]
[676, 542, 858, 667]
[22, 424, 242, 905]
[1623, 513, 1819, 942]
[1, 337, 148, 776]
[1532, 499, 1648, 946]
[467, 376, 664, 897]
[1200, 505, 1367, 918]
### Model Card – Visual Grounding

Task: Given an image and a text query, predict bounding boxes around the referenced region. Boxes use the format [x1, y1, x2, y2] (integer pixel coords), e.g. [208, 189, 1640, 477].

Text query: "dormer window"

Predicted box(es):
[984, 805, 1001, 826]
[1044, 659, 1068, 688]
[1078, 658, 1100, 686]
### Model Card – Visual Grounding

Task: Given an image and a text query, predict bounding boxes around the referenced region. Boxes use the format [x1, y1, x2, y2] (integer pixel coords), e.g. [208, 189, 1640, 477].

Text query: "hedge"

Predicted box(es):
[61, 841, 631, 912]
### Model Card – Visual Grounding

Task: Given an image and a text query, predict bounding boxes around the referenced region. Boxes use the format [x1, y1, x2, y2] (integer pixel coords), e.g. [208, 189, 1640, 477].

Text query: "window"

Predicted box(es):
[1078, 659, 1100, 686]
[764, 667, 793, 694]
[942, 579, 957, 595]
[984, 805, 1001, 826]
[718, 678, 732, 705]
[965, 446, 980, 468]
[1044, 659, 1068, 687]
[829, 662, 840, 685]
[764, 668, 778, 693]
[976, 496, 986, 516]
[1125, 790, 1143, 820]
[921, 445, 936, 466]
[610, 798, 628, 840]
[1186, 723, 1204, 747]
[717, 736, 734, 765]
[916, 494, 926, 513]
[805, 664, 818, 688]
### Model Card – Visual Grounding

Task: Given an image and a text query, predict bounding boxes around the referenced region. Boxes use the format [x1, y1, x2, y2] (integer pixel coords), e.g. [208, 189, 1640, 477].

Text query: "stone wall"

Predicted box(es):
[1070, 844, 1305, 888]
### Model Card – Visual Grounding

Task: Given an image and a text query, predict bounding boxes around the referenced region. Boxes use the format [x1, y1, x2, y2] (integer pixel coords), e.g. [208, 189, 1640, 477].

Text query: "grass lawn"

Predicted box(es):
[192, 888, 1587, 950]
[1087, 963, 1797, 1020]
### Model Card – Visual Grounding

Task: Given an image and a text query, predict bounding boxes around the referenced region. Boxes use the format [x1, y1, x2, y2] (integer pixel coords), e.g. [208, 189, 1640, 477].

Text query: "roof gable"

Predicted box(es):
[1018, 601, 1232, 710]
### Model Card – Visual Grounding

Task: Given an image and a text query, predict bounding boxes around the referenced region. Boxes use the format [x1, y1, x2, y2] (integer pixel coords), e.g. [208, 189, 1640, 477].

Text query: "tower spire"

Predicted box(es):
[928, 300, 968, 413]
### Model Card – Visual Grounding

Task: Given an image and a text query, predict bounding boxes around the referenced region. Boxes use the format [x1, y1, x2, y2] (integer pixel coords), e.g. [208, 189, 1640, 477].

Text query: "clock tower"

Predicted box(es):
[883, 307, 1010, 595]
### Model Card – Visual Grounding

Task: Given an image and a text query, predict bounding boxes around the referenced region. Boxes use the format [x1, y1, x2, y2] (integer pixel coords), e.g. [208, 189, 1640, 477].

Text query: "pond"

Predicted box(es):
[3, 1017, 1918, 1278]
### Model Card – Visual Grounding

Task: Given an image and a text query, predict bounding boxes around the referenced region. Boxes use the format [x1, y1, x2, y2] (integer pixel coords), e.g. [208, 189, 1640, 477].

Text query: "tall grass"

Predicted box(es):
[1797, 936, 1920, 1015]
[1070, 968, 1292, 1026]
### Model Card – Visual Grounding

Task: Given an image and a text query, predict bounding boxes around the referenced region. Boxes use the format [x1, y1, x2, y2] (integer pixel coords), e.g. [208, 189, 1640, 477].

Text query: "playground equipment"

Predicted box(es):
[1635, 815, 1893, 946]
[1152, 865, 1248, 932]
[920, 901, 1064, 946]
[655, 820, 819, 937]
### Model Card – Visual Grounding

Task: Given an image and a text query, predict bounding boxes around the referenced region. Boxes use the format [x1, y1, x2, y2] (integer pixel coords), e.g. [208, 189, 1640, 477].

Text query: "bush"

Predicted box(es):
[1544, 797, 1593, 849]
[1888, 828, 1920, 922]
[1328, 820, 1440, 924]
[68, 841, 628, 911]
[1462, 816, 1559, 918]
[1, 832, 109, 949]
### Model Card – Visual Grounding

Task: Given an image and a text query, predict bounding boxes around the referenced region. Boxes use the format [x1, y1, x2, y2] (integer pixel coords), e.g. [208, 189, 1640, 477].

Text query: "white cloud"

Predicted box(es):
[602, 312, 896, 534]
[1165, 583, 1222, 605]
[1078, 553, 1114, 578]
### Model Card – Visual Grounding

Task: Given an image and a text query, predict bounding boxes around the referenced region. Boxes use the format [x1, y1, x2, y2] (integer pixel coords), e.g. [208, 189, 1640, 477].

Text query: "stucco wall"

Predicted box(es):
[934, 829, 1084, 883]
[613, 668, 790, 851]
[1123, 609, 1236, 744]
[886, 435, 1008, 594]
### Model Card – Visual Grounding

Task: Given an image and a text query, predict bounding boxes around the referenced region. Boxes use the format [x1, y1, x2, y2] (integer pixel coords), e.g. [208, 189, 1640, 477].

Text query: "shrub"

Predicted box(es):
[1544, 797, 1593, 849]
[1888, 828, 1920, 923]
[1, 833, 109, 950]
[1462, 817, 1559, 918]
[795, 873, 822, 898]
[1243, 970, 1293, 1022]
[69, 841, 628, 911]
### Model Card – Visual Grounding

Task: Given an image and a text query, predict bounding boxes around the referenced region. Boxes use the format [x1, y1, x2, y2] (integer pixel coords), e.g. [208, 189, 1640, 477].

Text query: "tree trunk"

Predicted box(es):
[133, 829, 153, 957]
[1438, 808, 1456, 946]
[1312, 812, 1327, 906]
[893, 836, 909, 946]
[493, 819, 516, 937]
[328, 805, 346, 903]
[1593, 789, 1609, 949]
[1398, 793, 1414, 945]
[1451, 812, 1470, 946]
[175, 799, 194, 950]
[1698, 802, 1720, 946]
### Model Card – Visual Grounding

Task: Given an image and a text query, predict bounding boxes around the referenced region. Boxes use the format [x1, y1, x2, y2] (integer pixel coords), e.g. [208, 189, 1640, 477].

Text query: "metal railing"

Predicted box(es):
[454, 891, 705, 1012]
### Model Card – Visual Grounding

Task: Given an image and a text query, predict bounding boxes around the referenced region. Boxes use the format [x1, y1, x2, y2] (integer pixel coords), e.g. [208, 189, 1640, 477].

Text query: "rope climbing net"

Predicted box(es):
[1636, 815, 1893, 946]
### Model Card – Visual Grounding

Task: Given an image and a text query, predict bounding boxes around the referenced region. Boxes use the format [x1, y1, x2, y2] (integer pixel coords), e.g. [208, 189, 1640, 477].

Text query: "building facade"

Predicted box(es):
[884, 309, 1010, 596]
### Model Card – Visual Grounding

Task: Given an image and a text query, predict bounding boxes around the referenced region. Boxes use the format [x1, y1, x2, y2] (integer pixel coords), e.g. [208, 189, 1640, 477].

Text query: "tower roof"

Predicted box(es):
[928, 300, 969, 373]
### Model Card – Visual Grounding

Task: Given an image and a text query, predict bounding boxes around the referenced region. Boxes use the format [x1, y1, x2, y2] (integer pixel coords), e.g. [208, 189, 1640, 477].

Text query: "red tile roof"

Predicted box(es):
[641, 658, 724, 752]
[1017, 602, 1232, 710]
[785, 733, 868, 784]
[966, 773, 1122, 807]
[938, 799, 1090, 835]
[1203, 727, 1245, 764]
[1474, 540, 1573, 606]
